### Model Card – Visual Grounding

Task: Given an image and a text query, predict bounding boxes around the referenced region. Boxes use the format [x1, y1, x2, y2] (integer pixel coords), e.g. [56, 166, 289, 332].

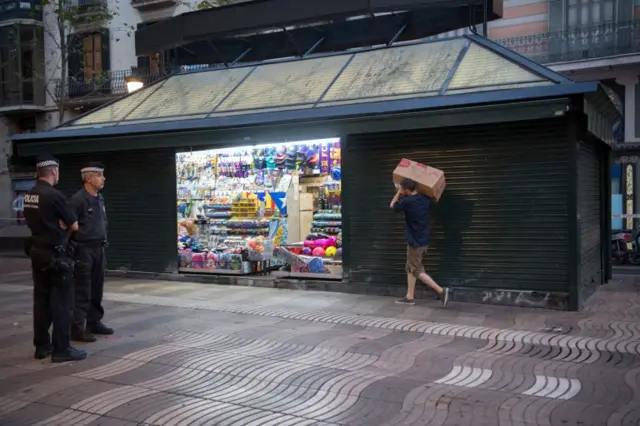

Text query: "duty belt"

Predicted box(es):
[73, 240, 108, 248]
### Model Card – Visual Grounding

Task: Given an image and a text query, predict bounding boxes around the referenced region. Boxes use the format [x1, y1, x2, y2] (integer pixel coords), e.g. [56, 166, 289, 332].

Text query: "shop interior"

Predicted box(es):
[177, 138, 343, 278]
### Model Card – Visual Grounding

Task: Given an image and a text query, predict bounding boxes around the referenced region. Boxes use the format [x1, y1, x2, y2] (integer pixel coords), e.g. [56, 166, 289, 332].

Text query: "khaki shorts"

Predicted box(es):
[406, 245, 428, 278]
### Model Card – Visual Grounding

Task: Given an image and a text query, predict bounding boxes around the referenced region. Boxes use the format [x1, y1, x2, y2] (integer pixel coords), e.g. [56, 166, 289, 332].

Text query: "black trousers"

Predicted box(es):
[73, 242, 105, 330]
[30, 246, 73, 353]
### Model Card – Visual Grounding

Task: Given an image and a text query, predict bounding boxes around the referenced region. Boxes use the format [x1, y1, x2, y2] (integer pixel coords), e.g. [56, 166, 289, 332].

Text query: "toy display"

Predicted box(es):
[176, 138, 342, 277]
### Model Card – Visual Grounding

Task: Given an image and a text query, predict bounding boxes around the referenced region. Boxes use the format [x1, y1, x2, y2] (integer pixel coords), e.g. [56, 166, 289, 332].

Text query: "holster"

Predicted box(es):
[23, 237, 34, 257]
[49, 245, 75, 272]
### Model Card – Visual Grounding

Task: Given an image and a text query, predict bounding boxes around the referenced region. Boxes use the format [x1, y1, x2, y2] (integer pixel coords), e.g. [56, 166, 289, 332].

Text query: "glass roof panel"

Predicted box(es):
[213, 55, 350, 113]
[60, 37, 564, 130]
[115, 115, 209, 126]
[71, 81, 166, 126]
[319, 38, 465, 106]
[126, 67, 253, 121]
[447, 43, 545, 91]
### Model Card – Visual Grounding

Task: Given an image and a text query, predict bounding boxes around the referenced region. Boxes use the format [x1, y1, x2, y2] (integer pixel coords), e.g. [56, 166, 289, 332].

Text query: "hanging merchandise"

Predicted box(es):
[176, 138, 343, 277]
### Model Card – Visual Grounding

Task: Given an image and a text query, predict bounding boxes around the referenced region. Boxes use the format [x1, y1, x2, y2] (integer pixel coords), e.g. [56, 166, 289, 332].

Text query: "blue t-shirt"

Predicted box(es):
[393, 194, 431, 247]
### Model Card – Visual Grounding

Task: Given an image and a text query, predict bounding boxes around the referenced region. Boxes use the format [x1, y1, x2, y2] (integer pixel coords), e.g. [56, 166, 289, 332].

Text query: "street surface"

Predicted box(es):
[0, 257, 639, 426]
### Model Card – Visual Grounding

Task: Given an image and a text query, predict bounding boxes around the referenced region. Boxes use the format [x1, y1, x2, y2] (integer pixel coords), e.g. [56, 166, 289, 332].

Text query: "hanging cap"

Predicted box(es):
[80, 161, 105, 173]
[35, 155, 59, 168]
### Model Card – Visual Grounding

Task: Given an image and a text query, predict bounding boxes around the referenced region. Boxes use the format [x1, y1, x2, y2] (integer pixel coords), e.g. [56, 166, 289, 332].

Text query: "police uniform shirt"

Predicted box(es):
[70, 189, 108, 242]
[23, 181, 78, 246]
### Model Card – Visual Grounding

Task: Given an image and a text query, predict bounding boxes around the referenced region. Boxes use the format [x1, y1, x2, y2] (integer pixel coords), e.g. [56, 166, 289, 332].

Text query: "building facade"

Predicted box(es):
[0, 0, 204, 228]
[1, 0, 638, 230]
[451, 0, 638, 231]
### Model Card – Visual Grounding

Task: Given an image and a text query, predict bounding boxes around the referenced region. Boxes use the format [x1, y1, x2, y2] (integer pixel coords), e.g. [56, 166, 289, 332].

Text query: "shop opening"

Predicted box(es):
[177, 138, 343, 279]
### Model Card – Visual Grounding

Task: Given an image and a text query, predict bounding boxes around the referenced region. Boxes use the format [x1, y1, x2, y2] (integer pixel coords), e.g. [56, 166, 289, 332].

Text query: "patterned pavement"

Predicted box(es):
[0, 259, 639, 426]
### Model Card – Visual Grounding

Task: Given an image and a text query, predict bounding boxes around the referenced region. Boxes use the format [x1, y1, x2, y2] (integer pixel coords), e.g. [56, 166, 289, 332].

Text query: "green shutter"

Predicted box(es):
[577, 139, 603, 304]
[101, 29, 110, 73]
[57, 148, 178, 273]
[342, 118, 572, 293]
[67, 33, 83, 80]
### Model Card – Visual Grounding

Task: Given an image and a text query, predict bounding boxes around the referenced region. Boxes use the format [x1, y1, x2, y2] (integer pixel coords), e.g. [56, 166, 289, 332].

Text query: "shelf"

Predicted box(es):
[179, 267, 247, 275]
[271, 271, 342, 280]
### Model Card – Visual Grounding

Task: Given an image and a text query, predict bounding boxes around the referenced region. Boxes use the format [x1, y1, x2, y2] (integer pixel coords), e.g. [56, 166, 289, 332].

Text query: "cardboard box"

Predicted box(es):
[392, 158, 446, 201]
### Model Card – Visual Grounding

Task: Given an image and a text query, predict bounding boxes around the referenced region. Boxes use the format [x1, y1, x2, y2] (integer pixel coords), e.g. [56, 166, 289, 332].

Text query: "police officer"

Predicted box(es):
[23, 155, 88, 363]
[70, 161, 113, 342]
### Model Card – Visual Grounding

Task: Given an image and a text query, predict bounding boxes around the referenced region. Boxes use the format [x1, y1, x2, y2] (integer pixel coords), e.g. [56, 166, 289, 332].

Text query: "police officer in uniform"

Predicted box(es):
[70, 161, 114, 342]
[23, 155, 88, 363]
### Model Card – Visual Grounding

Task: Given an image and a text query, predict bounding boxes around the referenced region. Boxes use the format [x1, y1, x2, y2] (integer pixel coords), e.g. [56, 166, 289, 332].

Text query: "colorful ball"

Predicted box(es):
[316, 238, 330, 249]
[312, 247, 325, 257]
[302, 247, 312, 255]
[336, 248, 343, 258]
[325, 246, 337, 257]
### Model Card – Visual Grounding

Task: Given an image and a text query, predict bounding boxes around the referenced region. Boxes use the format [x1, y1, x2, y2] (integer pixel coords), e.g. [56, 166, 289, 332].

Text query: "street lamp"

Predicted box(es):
[125, 68, 144, 93]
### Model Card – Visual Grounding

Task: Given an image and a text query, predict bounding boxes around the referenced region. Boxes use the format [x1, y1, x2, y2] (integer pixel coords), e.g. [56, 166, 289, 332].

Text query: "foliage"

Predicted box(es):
[38, 0, 139, 123]
[195, 0, 232, 10]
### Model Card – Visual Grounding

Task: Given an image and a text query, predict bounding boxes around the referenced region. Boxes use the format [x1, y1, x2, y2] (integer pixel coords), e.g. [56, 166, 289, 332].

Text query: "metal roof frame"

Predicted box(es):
[135, 0, 503, 55]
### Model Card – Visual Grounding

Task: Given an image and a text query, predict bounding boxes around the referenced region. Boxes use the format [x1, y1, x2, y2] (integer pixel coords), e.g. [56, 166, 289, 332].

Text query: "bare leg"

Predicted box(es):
[417, 272, 444, 296]
[406, 274, 417, 300]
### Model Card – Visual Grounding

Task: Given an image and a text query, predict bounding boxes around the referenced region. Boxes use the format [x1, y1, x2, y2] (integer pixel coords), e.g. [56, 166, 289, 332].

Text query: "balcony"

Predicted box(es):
[0, 24, 46, 114]
[0, 86, 46, 114]
[75, 0, 106, 13]
[52, 67, 169, 109]
[0, 0, 42, 22]
[495, 20, 640, 65]
[130, 0, 176, 11]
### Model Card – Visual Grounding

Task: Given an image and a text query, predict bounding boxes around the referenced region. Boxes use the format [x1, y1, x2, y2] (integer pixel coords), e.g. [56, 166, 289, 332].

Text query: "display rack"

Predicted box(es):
[176, 139, 343, 278]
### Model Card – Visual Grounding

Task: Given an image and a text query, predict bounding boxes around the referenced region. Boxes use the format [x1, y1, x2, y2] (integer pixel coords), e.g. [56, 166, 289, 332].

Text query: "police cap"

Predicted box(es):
[80, 161, 105, 173]
[35, 155, 59, 169]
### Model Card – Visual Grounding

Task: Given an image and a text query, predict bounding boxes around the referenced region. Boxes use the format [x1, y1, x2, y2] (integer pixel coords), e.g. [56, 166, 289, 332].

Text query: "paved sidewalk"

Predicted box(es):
[0, 260, 639, 426]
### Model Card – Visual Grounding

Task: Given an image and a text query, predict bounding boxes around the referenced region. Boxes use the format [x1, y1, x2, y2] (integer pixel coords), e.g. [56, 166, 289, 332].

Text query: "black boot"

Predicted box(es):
[71, 327, 97, 343]
[34, 346, 52, 360]
[88, 322, 114, 335]
[51, 347, 87, 363]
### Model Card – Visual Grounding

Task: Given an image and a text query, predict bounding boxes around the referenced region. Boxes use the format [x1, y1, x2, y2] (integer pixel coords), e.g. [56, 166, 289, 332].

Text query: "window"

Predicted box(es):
[549, 0, 631, 31]
[82, 33, 102, 80]
[567, 0, 616, 27]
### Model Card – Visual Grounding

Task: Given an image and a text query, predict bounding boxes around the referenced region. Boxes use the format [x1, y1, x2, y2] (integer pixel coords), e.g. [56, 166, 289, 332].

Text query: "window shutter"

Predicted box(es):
[101, 29, 110, 73]
[618, 0, 632, 22]
[548, 0, 565, 31]
[67, 33, 83, 81]
[137, 55, 150, 69]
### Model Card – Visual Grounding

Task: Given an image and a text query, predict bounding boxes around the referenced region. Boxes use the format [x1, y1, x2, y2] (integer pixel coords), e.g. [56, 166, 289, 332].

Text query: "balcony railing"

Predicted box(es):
[52, 67, 170, 104]
[75, 0, 107, 14]
[130, 0, 177, 10]
[495, 19, 640, 64]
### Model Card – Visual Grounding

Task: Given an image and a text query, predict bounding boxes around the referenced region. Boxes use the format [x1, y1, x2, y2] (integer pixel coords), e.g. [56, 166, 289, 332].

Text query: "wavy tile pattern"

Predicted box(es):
[0, 271, 639, 426]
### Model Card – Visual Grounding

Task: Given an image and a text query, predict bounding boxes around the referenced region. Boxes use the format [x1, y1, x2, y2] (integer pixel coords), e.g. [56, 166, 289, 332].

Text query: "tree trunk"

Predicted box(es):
[57, 16, 67, 125]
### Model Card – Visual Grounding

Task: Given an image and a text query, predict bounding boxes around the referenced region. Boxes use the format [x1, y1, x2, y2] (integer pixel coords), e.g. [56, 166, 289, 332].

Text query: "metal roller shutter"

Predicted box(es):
[56, 148, 177, 273]
[342, 118, 571, 292]
[577, 140, 602, 295]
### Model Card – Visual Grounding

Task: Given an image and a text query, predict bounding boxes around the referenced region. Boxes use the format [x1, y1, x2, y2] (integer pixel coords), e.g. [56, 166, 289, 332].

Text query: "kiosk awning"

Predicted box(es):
[13, 35, 608, 147]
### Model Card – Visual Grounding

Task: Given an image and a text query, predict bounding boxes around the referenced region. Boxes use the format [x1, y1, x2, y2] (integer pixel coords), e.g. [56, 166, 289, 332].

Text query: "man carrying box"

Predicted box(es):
[390, 178, 449, 307]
